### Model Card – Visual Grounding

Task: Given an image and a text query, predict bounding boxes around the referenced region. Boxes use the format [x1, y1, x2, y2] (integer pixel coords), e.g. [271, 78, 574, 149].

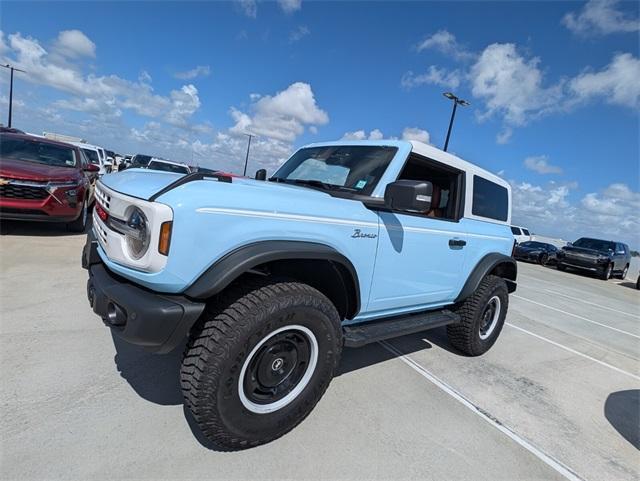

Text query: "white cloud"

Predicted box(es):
[401, 127, 430, 144]
[496, 128, 513, 144]
[278, 0, 302, 14]
[569, 53, 640, 109]
[53, 30, 96, 58]
[563, 0, 639, 36]
[523, 155, 563, 175]
[237, 0, 257, 18]
[511, 179, 639, 247]
[1, 31, 204, 128]
[369, 128, 384, 140]
[470, 43, 562, 127]
[416, 30, 473, 61]
[289, 25, 310, 43]
[401, 66, 461, 89]
[341, 129, 386, 141]
[174, 65, 211, 80]
[230, 82, 329, 142]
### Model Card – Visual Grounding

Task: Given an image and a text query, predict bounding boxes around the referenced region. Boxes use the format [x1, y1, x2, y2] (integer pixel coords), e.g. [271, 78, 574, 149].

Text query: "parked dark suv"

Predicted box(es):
[557, 237, 631, 280]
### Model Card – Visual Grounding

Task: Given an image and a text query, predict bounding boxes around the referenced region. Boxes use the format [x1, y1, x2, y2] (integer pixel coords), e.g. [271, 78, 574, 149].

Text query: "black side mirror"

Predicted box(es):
[384, 180, 433, 213]
[255, 169, 267, 181]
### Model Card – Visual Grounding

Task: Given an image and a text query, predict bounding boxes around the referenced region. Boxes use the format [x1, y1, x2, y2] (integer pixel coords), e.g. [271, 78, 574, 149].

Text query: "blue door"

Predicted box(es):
[364, 211, 468, 318]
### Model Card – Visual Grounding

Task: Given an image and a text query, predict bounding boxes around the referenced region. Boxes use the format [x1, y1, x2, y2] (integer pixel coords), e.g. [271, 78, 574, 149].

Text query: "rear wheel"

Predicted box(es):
[447, 275, 508, 356]
[539, 253, 549, 266]
[618, 264, 629, 280]
[180, 278, 342, 450]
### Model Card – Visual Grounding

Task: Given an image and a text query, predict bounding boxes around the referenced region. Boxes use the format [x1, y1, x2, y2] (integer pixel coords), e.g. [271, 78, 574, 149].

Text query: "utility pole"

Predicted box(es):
[1, 64, 26, 128]
[442, 92, 470, 152]
[243, 133, 254, 176]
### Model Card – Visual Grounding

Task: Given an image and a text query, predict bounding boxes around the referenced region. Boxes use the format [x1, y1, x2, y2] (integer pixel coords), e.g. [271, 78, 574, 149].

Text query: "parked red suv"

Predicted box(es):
[0, 131, 99, 231]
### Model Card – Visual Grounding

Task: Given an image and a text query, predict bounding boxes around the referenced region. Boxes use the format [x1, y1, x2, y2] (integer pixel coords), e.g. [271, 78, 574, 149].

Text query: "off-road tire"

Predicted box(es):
[539, 253, 548, 266]
[447, 275, 508, 356]
[180, 278, 342, 450]
[67, 198, 88, 233]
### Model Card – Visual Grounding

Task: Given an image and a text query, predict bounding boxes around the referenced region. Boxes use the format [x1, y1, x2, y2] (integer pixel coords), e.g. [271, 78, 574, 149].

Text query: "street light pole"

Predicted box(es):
[243, 133, 254, 176]
[442, 92, 470, 152]
[1, 64, 26, 128]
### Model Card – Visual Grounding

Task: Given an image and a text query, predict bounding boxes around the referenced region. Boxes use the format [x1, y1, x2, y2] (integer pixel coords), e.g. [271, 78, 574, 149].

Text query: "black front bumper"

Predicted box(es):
[83, 233, 205, 353]
[557, 255, 606, 272]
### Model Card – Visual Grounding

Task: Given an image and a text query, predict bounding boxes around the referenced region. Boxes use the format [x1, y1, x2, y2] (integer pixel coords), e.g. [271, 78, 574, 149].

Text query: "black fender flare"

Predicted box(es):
[455, 253, 517, 303]
[184, 240, 361, 315]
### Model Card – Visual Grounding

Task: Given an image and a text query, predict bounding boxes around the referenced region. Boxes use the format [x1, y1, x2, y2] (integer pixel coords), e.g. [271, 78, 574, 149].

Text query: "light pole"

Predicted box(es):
[442, 92, 469, 152]
[1, 64, 26, 128]
[243, 133, 254, 176]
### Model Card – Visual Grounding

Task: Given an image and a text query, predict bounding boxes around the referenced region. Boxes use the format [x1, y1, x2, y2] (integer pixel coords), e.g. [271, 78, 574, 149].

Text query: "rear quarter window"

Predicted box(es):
[472, 175, 508, 221]
[510, 227, 521, 235]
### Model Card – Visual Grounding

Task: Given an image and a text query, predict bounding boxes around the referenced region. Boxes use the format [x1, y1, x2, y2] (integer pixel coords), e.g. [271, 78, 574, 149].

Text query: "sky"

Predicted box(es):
[1, 0, 639, 247]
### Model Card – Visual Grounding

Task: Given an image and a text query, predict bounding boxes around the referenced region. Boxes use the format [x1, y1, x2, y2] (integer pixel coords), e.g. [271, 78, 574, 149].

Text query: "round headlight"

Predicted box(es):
[125, 207, 150, 260]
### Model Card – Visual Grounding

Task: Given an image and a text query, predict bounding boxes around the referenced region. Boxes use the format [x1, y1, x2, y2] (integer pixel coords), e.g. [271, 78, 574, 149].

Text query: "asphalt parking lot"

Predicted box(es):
[1, 221, 639, 481]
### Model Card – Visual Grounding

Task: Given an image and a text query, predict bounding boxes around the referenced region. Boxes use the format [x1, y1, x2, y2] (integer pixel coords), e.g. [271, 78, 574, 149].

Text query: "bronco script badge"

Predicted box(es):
[351, 228, 377, 239]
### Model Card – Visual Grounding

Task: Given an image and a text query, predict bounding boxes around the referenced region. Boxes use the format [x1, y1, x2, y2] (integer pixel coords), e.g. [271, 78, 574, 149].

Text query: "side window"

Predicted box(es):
[396, 153, 462, 220]
[510, 227, 521, 235]
[522, 228, 530, 236]
[472, 175, 508, 221]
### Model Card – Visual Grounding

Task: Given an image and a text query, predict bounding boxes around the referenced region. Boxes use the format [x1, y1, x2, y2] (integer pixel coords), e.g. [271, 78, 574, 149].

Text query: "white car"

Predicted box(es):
[510, 225, 532, 244]
[70, 142, 113, 175]
[147, 158, 191, 175]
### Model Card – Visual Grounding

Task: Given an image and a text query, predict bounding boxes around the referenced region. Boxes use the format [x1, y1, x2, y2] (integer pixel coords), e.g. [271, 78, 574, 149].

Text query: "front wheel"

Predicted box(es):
[180, 279, 342, 450]
[447, 275, 508, 356]
[539, 253, 549, 266]
[67, 198, 88, 232]
[600, 263, 613, 280]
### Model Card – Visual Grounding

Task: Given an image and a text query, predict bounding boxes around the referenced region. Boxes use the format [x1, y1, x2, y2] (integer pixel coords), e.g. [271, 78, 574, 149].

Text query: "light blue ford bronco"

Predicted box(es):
[83, 139, 517, 449]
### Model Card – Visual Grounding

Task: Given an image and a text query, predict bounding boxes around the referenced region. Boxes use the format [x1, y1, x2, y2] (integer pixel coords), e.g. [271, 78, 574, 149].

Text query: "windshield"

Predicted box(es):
[0, 136, 77, 168]
[132, 154, 152, 167]
[82, 148, 100, 164]
[272, 145, 398, 195]
[572, 238, 615, 252]
[148, 161, 189, 174]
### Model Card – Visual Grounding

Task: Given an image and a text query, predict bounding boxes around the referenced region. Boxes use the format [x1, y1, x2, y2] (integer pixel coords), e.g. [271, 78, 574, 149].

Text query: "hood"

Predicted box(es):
[563, 245, 609, 256]
[100, 168, 334, 202]
[0, 158, 81, 182]
[516, 246, 542, 253]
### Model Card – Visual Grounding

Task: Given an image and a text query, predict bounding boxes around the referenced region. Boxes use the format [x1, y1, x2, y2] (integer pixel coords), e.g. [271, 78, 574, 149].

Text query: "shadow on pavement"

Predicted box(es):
[616, 280, 639, 290]
[111, 324, 460, 449]
[604, 390, 639, 450]
[0, 218, 91, 236]
[111, 333, 185, 405]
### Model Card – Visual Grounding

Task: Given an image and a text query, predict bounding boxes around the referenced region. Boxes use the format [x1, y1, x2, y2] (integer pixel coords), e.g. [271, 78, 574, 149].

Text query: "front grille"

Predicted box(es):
[0, 184, 49, 200]
[95, 185, 111, 210]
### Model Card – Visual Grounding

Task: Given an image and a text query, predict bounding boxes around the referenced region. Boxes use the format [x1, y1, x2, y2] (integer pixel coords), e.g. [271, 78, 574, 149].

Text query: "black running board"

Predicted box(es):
[343, 309, 460, 348]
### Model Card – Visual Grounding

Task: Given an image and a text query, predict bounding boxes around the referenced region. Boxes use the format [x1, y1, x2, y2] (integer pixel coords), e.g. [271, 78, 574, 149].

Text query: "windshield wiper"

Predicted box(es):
[271, 177, 356, 192]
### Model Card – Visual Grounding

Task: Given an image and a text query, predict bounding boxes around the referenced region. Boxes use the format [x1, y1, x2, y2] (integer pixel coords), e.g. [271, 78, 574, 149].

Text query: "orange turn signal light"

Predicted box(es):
[158, 221, 172, 256]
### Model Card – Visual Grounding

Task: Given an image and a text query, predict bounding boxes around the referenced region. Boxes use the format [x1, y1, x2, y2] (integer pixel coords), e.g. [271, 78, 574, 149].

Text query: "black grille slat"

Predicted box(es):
[0, 184, 49, 200]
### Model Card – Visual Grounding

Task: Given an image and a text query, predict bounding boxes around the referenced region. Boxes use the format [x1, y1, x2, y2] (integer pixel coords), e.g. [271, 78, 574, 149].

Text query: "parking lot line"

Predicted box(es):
[379, 340, 584, 481]
[513, 295, 640, 339]
[505, 323, 640, 381]
[538, 288, 639, 319]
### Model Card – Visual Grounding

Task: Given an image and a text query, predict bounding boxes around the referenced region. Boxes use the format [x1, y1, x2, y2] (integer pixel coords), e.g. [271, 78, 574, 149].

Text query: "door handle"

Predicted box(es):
[449, 239, 466, 248]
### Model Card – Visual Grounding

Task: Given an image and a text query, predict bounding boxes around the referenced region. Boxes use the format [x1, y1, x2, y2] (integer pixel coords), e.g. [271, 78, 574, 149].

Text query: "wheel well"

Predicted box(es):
[489, 261, 516, 281]
[239, 258, 359, 320]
